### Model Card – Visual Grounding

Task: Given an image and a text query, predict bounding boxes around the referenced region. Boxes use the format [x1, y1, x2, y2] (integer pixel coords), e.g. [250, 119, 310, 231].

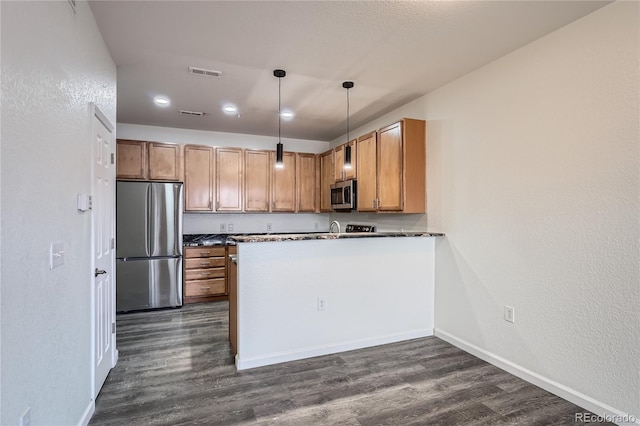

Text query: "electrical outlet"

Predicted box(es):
[267, 223, 272, 232]
[228, 223, 234, 232]
[504, 305, 515, 323]
[20, 408, 31, 426]
[220, 223, 226, 232]
[317, 297, 327, 311]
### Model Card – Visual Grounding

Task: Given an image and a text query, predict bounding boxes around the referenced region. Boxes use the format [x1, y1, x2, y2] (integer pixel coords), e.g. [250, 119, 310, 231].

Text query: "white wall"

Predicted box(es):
[1, 1, 117, 424]
[334, 1, 640, 420]
[184, 213, 330, 234]
[237, 237, 435, 370]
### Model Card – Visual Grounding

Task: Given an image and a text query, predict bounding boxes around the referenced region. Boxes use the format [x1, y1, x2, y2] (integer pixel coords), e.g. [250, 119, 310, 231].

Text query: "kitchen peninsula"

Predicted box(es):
[228, 232, 443, 370]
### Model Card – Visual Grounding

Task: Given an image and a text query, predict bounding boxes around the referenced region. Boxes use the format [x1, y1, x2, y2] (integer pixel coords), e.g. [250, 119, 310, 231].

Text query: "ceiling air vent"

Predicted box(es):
[179, 110, 205, 117]
[188, 66, 222, 78]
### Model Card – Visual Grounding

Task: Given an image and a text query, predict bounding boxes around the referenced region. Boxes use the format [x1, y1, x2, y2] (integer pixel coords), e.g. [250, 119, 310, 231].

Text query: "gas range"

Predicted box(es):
[344, 223, 376, 233]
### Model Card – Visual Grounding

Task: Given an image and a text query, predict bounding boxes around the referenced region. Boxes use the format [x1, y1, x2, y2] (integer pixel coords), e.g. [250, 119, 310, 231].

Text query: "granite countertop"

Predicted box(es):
[183, 234, 236, 246]
[228, 231, 444, 243]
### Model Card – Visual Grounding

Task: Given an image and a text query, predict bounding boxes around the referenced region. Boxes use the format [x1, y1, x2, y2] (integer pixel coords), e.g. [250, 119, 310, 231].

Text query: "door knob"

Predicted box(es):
[95, 268, 107, 277]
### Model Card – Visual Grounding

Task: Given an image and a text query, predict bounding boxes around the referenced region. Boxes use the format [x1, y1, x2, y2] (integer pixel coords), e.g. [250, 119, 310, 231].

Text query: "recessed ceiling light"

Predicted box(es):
[281, 110, 294, 119]
[153, 96, 170, 107]
[223, 104, 238, 114]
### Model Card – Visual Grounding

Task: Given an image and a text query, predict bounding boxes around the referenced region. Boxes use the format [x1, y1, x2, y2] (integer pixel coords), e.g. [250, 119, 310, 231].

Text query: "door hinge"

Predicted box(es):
[111, 238, 115, 249]
[111, 323, 116, 334]
[110, 153, 115, 164]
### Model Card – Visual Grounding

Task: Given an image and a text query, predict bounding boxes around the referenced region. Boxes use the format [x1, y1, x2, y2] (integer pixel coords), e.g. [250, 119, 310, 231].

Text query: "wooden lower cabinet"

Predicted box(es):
[183, 246, 229, 303]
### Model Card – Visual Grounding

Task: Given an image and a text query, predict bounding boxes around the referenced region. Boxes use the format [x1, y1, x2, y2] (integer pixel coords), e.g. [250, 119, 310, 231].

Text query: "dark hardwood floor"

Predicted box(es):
[90, 302, 610, 425]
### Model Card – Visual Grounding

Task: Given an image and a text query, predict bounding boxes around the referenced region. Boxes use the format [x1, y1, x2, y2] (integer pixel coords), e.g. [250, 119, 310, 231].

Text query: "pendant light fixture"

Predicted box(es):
[343, 81, 354, 170]
[274, 69, 286, 169]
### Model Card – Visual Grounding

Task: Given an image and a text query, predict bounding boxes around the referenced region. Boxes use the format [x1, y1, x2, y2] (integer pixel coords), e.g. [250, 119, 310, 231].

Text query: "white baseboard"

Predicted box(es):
[78, 400, 95, 426]
[237, 328, 434, 370]
[435, 329, 639, 426]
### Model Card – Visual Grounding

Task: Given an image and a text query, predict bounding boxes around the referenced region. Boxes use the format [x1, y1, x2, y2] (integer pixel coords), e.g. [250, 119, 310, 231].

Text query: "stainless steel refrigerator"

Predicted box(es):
[116, 181, 183, 312]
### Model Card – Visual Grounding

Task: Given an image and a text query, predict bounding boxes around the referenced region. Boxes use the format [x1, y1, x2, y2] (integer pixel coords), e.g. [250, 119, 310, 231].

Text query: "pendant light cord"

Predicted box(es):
[278, 77, 282, 143]
[346, 87, 350, 143]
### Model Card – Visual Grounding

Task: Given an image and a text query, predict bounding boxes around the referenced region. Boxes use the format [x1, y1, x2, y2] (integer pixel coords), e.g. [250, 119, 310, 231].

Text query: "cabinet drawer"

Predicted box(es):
[184, 247, 226, 258]
[185, 257, 226, 269]
[185, 279, 226, 297]
[185, 267, 225, 281]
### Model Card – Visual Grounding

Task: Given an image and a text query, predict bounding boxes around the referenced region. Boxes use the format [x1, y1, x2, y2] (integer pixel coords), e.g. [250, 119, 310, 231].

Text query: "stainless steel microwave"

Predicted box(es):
[330, 180, 357, 210]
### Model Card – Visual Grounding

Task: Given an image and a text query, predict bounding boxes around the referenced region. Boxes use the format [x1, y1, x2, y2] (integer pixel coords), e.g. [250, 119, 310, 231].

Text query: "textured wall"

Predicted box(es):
[1, 1, 116, 424]
[430, 1, 639, 417]
[334, 1, 639, 419]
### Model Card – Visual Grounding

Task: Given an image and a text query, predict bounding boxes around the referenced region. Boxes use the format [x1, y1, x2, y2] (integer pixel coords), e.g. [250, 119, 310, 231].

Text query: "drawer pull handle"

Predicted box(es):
[200, 263, 210, 266]
[200, 252, 210, 255]
[201, 287, 210, 290]
[201, 272, 210, 275]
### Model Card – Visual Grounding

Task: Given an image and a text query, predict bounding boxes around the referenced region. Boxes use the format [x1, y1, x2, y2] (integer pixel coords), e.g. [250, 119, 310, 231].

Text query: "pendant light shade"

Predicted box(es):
[343, 81, 354, 170]
[274, 69, 286, 169]
[344, 143, 352, 167]
[276, 141, 284, 168]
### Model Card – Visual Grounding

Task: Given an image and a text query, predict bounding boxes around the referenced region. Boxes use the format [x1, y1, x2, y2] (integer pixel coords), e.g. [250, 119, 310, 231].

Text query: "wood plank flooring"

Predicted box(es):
[90, 302, 610, 425]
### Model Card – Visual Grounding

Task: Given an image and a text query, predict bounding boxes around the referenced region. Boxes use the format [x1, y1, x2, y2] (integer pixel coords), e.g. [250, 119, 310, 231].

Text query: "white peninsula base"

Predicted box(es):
[234, 236, 435, 370]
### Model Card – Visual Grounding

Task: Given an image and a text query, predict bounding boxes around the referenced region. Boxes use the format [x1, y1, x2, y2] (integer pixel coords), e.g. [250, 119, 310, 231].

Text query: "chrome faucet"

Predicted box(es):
[329, 220, 341, 234]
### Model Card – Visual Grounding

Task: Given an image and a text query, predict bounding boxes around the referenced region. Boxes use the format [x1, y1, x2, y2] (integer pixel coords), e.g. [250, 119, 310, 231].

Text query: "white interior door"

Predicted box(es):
[91, 104, 116, 398]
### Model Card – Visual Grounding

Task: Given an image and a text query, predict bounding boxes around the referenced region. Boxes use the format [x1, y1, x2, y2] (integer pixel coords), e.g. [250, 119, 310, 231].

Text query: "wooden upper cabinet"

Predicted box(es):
[184, 145, 214, 211]
[116, 140, 147, 180]
[334, 140, 357, 182]
[296, 153, 318, 212]
[216, 147, 243, 212]
[370, 118, 426, 213]
[244, 150, 270, 212]
[398, 118, 426, 213]
[334, 145, 344, 182]
[377, 123, 404, 211]
[148, 142, 182, 181]
[356, 132, 377, 212]
[319, 149, 334, 212]
[271, 151, 296, 212]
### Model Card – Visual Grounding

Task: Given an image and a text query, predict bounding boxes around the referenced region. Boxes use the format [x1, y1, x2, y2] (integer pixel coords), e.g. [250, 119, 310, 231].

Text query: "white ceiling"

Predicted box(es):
[90, 1, 610, 142]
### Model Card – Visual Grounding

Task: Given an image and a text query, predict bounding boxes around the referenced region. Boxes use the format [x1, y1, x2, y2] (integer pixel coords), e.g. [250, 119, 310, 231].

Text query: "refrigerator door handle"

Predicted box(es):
[175, 183, 183, 256]
[146, 183, 152, 257]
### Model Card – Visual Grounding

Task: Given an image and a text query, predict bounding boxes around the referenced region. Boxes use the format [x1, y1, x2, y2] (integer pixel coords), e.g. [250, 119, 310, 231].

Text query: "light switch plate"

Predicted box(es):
[77, 193, 92, 211]
[50, 242, 65, 269]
